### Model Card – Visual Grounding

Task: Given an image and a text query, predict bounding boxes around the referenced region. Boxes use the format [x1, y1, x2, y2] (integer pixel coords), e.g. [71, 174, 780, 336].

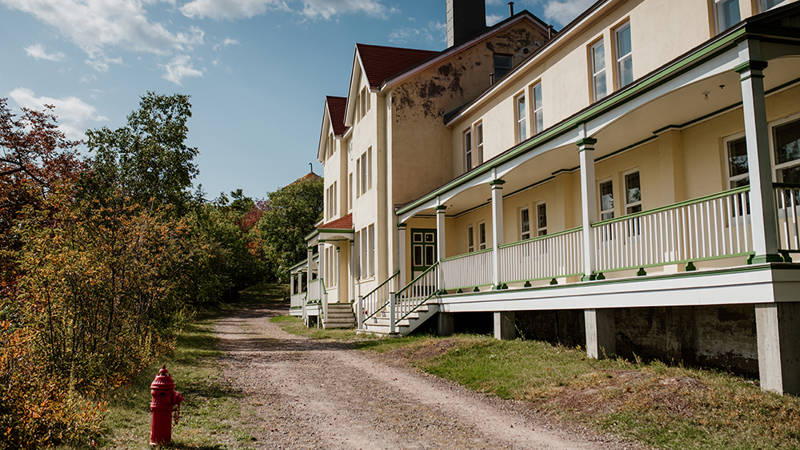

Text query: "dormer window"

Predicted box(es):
[493, 53, 513, 80]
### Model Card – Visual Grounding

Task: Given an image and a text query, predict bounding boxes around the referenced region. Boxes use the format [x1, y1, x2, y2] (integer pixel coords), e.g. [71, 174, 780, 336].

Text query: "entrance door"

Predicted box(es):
[411, 229, 437, 279]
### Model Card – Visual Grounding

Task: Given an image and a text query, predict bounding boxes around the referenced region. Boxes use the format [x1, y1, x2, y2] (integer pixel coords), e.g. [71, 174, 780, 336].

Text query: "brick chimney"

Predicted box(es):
[446, 0, 486, 48]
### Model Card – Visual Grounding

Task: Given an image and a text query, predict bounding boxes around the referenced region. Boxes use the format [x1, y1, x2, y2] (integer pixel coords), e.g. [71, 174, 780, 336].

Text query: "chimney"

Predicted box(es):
[446, 0, 487, 48]
[508, 2, 514, 17]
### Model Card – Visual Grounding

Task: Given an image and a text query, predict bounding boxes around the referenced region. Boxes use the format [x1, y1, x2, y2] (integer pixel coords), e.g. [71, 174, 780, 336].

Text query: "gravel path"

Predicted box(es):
[215, 304, 631, 449]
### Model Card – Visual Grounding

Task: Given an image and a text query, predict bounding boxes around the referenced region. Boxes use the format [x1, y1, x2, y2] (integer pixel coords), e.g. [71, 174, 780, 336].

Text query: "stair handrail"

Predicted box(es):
[320, 278, 328, 323]
[361, 270, 400, 322]
[394, 262, 440, 325]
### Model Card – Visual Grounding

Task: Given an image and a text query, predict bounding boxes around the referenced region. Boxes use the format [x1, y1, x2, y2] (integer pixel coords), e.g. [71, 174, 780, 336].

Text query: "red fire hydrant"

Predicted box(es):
[150, 365, 184, 446]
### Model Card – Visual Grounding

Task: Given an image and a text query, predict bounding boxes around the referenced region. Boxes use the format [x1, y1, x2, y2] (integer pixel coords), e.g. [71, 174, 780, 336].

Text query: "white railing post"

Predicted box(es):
[318, 242, 327, 324]
[349, 238, 355, 302]
[389, 292, 396, 335]
[578, 136, 598, 280]
[306, 248, 313, 293]
[398, 223, 407, 288]
[736, 50, 781, 263]
[490, 179, 505, 288]
[356, 295, 363, 331]
[436, 205, 447, 291]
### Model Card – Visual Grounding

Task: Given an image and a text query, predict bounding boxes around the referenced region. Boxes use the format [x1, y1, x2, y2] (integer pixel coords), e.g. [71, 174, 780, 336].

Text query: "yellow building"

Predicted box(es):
[288, 0, 800, 395]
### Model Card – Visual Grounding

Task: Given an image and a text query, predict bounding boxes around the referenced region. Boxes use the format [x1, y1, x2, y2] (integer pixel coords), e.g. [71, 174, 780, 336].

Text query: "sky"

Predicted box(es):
[0, 0, 592, 200]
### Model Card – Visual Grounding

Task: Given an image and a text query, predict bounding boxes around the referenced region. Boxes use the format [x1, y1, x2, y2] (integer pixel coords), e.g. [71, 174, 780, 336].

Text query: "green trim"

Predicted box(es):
[361, 271, 400, 323]
[318, 228, 354, 233]
[576, 137, 597, 147]
[398, 27, 748, 217]
[596, 252, 753, 274]
[501, 272, 584, 285]
[441, 247, 493, 262]
[489, 179, 506, 186]
[443, 262, 794, 298]
[751, 253, 784, 264]
[289, 259, 309, 271]
[591, 186, 750, 228]
[304, 229, 320, 241]
[436, 205, 447, 211]
[498, 226, 583, 249]
[397, 262, 439, 297]
[362, 271, 399, 300]
[290, 306, 303, 310]
[444, 282, 493, 291]
[397, 223, 408, 229]
[733, 59, 768, 74]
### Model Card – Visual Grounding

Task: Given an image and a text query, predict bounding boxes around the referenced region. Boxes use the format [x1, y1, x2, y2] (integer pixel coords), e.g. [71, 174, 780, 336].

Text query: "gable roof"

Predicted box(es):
[355, 44, 439, 89]
[325, 96, 349, 136]
[318, 213, 353, 230]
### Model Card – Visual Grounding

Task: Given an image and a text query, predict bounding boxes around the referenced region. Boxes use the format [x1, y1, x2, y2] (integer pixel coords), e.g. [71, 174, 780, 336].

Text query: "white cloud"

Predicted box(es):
[179, 0, 393, 21]
[540, 0, 594, 26]
[24, 43, 65, 62]
[213, 37, 240, 51]
[486, 13, 503, 26]
[0, 0, 205, 71]
[162, 54, 204, 85]
[389, 21, 445, 45]
[8, 88, 106, 140]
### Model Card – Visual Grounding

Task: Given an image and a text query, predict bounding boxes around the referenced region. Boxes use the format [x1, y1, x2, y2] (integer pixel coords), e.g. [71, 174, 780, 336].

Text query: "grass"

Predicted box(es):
[102, 310, 259, 449]
[274, 314, 800, 449]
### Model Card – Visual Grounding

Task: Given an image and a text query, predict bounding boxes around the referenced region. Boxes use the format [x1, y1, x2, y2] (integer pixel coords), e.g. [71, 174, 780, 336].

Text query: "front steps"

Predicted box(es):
[322, 303, 356, 329]
[362, 303, 439, 336]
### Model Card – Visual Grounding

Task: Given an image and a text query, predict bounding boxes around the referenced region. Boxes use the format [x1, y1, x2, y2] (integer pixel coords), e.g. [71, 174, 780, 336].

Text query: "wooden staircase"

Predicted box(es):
[362, 302, 439, 335]
[322, 303, 356, 329]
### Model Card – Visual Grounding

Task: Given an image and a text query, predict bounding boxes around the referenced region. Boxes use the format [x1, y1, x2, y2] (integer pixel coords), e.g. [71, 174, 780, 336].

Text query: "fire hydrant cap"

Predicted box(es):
[151, 365, 175, 391]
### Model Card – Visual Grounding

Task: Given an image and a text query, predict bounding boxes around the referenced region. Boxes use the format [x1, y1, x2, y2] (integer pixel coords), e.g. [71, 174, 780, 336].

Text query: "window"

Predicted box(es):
[467, 225, 475, 252]
[358, 150, 370, 195]
[360, 87, 367, 119]
[347, 173, 353, 211]
[531, 82, 543, 135]
[367, 224, 375, 277]
[590, 40, 607, 101]
[475, 122, 484, 166]
[536, 203, 548, 236]
[464, 128, 473, 171]
[515, 93, 527, 143]
[614, 22, 633, 89]
[726, 136, 749, 188]
[367, 147, 372, 190]
[714, 0, 740, 33]
[624, 171, 642, 214]
[478, 222, 487, 250]
[354, 230, 361, 278]
[773, 118, 800, 183]
[493, 53, 513, 80]
[520, 207, 531, 240]
[599, 180, 614, 220]
[761, 0, 785, 11]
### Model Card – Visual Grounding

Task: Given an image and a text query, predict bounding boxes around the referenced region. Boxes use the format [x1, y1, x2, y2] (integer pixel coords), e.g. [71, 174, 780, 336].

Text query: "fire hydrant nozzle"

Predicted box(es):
[150, 365, 183, 446]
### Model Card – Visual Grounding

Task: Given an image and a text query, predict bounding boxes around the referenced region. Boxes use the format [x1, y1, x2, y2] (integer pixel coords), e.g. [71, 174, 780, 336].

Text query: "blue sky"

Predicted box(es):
[0, 0, 590, 199]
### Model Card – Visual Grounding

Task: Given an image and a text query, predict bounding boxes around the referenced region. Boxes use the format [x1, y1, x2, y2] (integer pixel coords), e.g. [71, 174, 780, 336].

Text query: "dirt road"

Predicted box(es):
[215, 304, 627, 449]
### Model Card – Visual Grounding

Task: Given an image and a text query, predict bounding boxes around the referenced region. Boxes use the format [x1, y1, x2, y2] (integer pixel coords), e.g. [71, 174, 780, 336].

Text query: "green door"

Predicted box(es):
[411, 229, 436, 279]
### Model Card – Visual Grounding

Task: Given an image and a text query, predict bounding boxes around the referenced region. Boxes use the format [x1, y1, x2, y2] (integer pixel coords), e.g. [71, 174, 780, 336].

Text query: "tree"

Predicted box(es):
[258, 176, 323, 280]
[83, 92, 198, 213]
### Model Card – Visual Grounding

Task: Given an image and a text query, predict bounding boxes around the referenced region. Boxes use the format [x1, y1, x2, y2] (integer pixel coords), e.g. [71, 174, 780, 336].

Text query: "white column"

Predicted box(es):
[349, 239, 355, 303]
[318, 242, 327, 323]
[585, 308, 616, 359]
[289, 273, 295, 297]
[756, 303, 800, 395]
[737, 58, 781, 263]
[578, 137, 598, 280]
[490, 180, 505, 288]
[436, 205, 447, 290]
[306, 247, 313, 293]
[398, 223, 407, 288]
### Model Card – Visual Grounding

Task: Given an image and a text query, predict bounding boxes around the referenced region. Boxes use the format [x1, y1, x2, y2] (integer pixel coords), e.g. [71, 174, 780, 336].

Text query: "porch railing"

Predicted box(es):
[307, 279, 320, 302]
[395, 262, 439, 323]
[774, 183, 800, 253]
[290, 292, 305, 309]
[360, 270, 399, 323]
[499, 227, 584, 284]
[592, 186, 752, 274]
[441, 249, 493, 290]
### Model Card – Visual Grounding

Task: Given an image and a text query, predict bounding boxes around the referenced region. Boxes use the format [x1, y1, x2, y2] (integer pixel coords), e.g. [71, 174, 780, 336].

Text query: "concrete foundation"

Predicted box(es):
[756, 302, 800, 395]
[585, 309, 616, 359]
[437, 312, 455, 336]
[493, 311, 516, 340]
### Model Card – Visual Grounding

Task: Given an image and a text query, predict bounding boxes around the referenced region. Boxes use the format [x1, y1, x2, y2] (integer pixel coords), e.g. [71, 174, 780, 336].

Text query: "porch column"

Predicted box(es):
[349, 239, 355, 303]
[577, 137, 598, 280]
[585, 308, 616, 359]
[436, 205, 447, 290]
[318, 242, 327, 322]
[289, 273, 295, 297]
[306, 247, 313, 292]
[736, 59, 781, 263]
[490, 179, 505, 288]
[755, 303, 800, 395]
[398, 223, 407, 288]
[493, 312, 515, 340]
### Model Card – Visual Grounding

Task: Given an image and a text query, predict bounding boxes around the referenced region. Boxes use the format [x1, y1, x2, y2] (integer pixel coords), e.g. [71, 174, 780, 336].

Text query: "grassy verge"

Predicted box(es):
[273, 314, 800, 449]
[102, 312, 257, 448]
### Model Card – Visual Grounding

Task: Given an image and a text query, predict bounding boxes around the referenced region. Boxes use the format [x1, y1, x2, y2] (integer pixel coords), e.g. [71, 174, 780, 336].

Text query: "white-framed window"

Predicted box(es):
[493, 53, 513, 79]
[355, 157, 361, 198]
[357, 149, 371, 195]
[725, 134, 748, 188]
[599, 179, 614, 220]
[519, 207, 531, 240]
[761, 0, 787, 11]
[478, 222, 487, 250]
[614, 22, 633, 89]
[360, 87, 367, 119]
[590, 39, 607, 101]
[714, 0, 741, 33]
[367, 147, 372, 190]
[515, 93, 527, 143]
[368, 224, 375, 277]
[467, 224, 475, 252]
[354, 230, 361, 278]
[536, 202, 548, 236]
[360, 229, 368, 279]
[347, 173, 353, 212]
[475, 122, 484, 166]
[464, 128, 473, 171]
[772, 117, 800, 183]
[531, 82, 543, 135]
[624, 171, 641, 214]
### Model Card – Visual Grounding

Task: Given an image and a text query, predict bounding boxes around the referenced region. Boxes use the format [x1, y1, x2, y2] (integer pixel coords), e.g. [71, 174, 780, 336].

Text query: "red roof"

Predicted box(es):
[319, 213, 353, 230]
[326, 96, 348, 136]
[289, 172, 321, 186]
[356, 44, 439, 89]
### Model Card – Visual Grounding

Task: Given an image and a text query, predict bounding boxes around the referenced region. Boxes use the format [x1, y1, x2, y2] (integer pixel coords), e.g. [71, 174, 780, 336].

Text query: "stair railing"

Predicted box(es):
[358, 271, 400, 329]
[392, 262, 440, 332]
[320, 278, 328, 324]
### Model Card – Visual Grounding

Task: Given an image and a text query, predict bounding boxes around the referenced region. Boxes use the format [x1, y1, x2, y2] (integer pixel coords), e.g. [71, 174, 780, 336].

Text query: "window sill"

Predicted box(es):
[358, 277, 376, 283]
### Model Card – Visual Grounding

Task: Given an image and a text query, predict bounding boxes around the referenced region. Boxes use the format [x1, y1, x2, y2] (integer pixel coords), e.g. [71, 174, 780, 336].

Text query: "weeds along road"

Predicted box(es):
[214, 304, 630, 450]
